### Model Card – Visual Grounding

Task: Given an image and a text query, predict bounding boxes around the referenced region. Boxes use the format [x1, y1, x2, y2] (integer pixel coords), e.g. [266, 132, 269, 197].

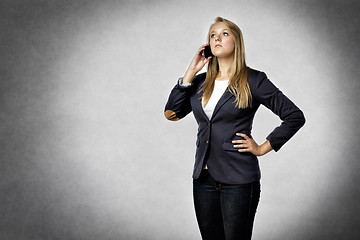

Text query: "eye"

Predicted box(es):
[210, 34, 216, 38]
[223, 32, 229, 36]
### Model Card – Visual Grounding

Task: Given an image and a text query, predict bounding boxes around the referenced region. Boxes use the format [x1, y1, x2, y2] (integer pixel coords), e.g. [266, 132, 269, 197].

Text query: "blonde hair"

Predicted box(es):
[201, 17, 251, 109]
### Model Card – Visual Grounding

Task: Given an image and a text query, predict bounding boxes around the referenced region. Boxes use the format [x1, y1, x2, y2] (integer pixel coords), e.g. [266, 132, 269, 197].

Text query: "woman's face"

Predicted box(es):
[209, 22, 235, 58]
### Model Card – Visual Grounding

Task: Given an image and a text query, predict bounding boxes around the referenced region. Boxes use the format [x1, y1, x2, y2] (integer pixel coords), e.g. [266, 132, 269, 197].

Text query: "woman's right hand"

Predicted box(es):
[182, 44, 212, 84]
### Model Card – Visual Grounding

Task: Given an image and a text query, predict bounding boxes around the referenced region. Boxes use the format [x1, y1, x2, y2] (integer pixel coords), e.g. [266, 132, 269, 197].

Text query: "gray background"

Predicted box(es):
[0, 0, 359, 239]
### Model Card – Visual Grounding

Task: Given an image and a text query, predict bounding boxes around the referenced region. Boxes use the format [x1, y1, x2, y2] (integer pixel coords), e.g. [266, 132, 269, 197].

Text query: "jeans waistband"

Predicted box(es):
[199, 169, 260, 187]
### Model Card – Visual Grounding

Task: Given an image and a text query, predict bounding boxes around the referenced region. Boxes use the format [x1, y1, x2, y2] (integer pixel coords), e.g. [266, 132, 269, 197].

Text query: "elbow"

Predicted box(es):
[164, 110, 180, 121]
[285, 110, 306, 129]
[299, 111, 306, 128]
[292, 111, 306, 130]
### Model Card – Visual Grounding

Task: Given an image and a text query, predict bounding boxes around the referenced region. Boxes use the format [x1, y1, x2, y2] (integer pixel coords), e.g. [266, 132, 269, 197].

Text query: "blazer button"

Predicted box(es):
[205, 140, 209, 144]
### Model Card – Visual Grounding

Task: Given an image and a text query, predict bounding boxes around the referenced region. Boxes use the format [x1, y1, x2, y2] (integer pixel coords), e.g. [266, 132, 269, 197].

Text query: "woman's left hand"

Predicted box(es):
[232, 133, 272, 156]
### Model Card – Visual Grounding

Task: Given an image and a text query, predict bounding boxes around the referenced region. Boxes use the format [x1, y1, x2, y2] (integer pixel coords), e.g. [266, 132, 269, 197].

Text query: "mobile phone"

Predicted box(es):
[203, 45, 214, 58]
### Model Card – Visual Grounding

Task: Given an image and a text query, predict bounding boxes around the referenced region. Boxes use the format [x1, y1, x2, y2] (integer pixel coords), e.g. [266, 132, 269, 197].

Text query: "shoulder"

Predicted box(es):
[247, 67, 269, 88]
[247, 67, 267, 83]
[247, 67, 278, 97]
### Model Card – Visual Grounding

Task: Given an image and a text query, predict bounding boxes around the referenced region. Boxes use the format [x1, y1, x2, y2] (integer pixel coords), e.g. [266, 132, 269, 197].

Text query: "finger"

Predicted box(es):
[233, 144, 247, 149]
[238, 148, 250, 152]
[203, 56, 212, 63]
[198, 48, 205, 55]
[236, 133, 250, 140]
[198, 43, 210, 55]
[199, 44, 209, 51]
[232, 139, 246, 144]
[233, 142, 248, 148]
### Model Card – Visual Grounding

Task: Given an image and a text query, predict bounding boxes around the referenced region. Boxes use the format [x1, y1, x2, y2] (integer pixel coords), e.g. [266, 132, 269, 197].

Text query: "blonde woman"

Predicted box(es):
[164, 17, 305, 240]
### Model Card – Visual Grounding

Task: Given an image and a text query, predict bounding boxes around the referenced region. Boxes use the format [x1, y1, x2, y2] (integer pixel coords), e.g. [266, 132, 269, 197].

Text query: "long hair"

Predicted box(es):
[201, 17, 251, 109]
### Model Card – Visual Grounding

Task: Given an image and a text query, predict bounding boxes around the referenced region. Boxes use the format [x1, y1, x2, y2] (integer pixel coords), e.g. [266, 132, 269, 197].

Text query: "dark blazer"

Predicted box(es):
[164, 68, 305, 184]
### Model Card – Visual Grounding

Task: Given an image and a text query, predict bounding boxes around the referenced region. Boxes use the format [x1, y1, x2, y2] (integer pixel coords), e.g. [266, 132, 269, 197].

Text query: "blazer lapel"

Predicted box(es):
[192, 85, 234, 121]
[211, 89, 233, 119]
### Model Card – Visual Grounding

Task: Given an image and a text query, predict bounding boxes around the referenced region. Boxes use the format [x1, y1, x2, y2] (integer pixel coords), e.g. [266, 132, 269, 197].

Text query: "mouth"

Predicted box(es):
[215, 44, 222, 48]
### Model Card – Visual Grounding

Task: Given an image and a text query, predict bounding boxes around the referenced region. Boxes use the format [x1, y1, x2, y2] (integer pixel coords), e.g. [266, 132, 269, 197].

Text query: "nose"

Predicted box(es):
[215, 35, 221, 42]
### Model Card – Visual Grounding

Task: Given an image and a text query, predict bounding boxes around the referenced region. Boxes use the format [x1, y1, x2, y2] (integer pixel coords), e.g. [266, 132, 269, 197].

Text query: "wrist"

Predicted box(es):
[183, 69, 197, 83]
[258, 145, 266, 156]
[258, 140, 273, 156]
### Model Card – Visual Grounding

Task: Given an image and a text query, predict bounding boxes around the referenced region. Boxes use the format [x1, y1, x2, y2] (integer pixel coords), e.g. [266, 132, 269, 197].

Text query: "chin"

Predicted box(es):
[214, 52, 233, 59]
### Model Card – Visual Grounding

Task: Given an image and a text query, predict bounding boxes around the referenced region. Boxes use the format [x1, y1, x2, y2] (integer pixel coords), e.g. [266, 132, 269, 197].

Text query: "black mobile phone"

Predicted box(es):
[203, 45, 214, 58]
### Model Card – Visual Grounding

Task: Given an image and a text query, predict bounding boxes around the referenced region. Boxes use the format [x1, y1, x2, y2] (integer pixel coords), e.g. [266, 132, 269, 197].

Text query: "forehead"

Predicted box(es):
[210, 22, 228, 32]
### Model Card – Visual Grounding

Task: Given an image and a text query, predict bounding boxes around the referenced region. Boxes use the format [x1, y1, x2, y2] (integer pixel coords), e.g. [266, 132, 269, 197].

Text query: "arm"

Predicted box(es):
[164, 75, 202, 121]
[164, 43, 212, 121]
[252, 71, 306, 151]
[233, 71, 305, 155]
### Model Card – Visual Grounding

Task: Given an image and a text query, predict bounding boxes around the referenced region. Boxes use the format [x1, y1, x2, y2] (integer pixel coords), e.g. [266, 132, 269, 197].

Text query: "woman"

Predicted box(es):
[164, 17, 305, 240]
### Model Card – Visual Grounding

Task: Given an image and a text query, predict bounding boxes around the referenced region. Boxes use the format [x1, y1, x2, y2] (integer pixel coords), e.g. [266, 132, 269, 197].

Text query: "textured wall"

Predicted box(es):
[0, 0, 359, 239]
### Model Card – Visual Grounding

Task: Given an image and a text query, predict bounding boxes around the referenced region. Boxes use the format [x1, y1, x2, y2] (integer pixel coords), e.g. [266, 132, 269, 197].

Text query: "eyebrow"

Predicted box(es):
[210, 28, 229, 33]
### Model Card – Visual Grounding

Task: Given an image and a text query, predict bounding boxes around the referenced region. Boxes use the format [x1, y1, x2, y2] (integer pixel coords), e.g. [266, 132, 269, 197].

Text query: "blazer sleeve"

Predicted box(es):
[164, 73, 205, 121]
[251, 71, 306, 151]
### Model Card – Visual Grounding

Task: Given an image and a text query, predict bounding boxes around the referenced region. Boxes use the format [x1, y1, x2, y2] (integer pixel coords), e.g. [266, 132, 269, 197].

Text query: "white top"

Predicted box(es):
[202, 80, 229, 120]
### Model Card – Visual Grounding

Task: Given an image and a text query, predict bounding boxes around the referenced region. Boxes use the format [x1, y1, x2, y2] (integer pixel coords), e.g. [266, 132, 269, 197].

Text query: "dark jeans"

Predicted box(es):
[193, 169, 260, 240]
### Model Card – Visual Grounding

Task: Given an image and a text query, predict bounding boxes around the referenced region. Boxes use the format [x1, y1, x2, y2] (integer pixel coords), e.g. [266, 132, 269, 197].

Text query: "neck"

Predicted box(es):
[217, 56, 233, 80]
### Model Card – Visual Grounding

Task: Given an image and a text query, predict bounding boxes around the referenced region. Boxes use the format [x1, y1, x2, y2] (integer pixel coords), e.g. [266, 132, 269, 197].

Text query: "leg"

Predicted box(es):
[193, 170, 226, 240]
[220, 181, 260, 240]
